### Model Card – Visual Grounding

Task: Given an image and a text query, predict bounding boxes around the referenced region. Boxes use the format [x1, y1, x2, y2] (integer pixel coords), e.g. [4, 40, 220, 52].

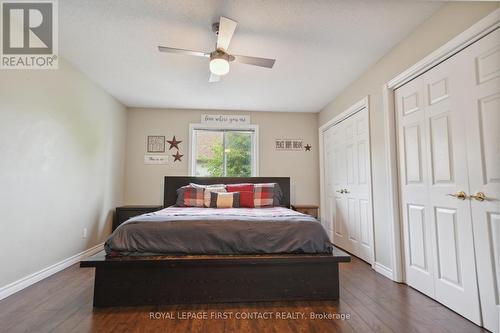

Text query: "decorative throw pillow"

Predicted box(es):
[203, 186, 226, 207]
[177, 185, 204, 207]
[210, 192, 240, 208]
[175, 185, 188, 206]
[272, 183, 284, 206]
[253, 183, 276, 208]
[188, 183, 227, 207]
[226, 183, 254, 208]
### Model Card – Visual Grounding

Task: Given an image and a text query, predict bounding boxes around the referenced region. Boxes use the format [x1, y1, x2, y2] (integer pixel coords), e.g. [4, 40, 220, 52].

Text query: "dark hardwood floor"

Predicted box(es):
[0, 257, 486, 333]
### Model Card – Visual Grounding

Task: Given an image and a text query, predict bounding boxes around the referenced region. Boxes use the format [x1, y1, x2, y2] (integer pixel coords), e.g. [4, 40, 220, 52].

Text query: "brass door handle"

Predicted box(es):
[470, 192, 486, 202]
[447, 191, 467, 200]
[336, 189, 345, 194]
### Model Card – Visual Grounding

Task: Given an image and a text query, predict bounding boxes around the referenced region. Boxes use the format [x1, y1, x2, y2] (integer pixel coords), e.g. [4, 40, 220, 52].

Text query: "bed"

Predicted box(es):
[81, 176, 350, 307]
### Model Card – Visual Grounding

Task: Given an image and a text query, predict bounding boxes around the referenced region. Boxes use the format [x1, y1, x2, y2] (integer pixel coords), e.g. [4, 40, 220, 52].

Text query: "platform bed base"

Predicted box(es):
[80, 250, 350, 307]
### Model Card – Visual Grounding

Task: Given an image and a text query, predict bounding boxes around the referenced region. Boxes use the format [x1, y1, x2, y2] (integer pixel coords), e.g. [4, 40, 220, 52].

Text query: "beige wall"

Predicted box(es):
[124, 108, 319, 206]
[319, 2, 499, 270]
[0, 60, 127, 289]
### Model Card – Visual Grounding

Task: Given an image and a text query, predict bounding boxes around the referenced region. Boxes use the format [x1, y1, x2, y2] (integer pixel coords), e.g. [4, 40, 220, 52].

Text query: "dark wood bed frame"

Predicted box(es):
[81, 176, 350, 307]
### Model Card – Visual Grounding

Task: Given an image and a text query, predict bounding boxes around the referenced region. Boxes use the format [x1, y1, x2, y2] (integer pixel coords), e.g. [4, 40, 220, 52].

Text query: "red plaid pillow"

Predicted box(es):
[253, 183, 275, 208]
[226, 184, 254, 208]
[182, 186, 204, 207]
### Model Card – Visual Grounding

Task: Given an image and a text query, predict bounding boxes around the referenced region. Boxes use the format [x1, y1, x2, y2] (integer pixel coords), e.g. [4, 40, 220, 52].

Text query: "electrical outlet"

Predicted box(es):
[82, 227, 88, 239]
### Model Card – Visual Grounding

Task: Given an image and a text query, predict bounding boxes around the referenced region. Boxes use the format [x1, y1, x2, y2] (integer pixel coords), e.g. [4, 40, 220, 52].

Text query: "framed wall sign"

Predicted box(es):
[147, 135, 165, 153]
[201, 114, 250, 126]
[275, 139, 303, 151]
[144, 155, 168, 165]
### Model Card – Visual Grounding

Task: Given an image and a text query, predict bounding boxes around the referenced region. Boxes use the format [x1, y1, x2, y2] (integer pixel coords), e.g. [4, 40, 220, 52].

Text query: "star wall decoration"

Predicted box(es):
[167, 136, 182, 150]
[304, 144, 312, 151]
[172, 151, 184, 162]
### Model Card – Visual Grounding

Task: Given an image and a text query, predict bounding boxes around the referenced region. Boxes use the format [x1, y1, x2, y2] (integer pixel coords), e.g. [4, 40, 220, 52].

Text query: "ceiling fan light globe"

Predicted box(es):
[209, 58, 230, 76]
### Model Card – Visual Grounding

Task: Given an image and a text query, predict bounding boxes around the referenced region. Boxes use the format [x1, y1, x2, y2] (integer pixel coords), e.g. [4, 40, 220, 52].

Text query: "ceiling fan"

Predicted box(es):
[158, 16, 276, 82]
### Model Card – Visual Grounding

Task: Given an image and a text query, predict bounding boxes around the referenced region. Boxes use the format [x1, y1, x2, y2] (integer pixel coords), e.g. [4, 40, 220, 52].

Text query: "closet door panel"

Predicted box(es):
[423, 58, 480, 324]
[429, 114, 454, 184]
[323, 127, 336, 234]
[325, 107, 374, 263]
[461, 28, 500, 333]
[359, 199, 371, 248]
[407, 204, 428, 272]
[346, 110, 372, 262]
[347, 198, 359, 243]
[403, 124, 424, 184]
[477, 94, 500, 183]
[331, 123, 349, 250]
[397, 55, 482, 323]
[434, 207, 461, 285]
[396, 77, 435, 297]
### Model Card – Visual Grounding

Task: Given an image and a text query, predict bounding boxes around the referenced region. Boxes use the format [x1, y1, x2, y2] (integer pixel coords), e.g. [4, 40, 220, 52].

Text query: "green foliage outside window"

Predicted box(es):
[198, 132, 252, 177]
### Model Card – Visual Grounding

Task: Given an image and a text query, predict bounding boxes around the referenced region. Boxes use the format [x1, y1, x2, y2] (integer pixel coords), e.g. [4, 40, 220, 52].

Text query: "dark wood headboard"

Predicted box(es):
[163, 176, 291, 208]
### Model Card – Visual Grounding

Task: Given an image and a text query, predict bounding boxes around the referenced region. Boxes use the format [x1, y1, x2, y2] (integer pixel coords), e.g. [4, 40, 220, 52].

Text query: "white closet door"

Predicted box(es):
[396, 76, 435, 297]
[328, 108, 373, 263]
[396, 50, 481, 323]
[421, 53, 481, 325]
[460, 28, 500, 333]
[331, 122, 349, 251]
[323, 126, 336, 234]
[344, 110, 373, 263]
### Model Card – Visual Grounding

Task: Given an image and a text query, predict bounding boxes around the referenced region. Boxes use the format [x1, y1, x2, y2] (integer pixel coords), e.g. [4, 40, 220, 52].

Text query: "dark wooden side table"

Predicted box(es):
[113, 205, 163, 231]
[291, 204, 319, 218]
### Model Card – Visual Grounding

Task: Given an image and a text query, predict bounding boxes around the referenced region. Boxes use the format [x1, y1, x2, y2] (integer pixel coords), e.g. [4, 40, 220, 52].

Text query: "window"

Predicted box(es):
[190, 125, 258, 177]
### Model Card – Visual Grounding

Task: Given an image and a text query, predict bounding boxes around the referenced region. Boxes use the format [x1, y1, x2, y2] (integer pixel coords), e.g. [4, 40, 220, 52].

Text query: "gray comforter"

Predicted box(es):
[105, 206, 332, 256]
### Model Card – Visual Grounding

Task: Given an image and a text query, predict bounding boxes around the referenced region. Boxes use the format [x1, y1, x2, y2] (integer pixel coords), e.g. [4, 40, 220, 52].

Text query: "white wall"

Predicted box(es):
[0, 60, 127, 289]
[319, 2, 499, 271]
[124, 108, 319, 206]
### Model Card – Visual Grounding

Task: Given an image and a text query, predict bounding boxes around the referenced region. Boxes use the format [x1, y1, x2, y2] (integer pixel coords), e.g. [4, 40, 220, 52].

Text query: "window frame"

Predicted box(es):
[188, 123, 259, 177]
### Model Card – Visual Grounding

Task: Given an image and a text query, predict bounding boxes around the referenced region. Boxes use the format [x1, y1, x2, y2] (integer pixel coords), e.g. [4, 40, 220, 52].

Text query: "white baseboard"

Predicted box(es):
[374, 262, 394, 281]
[0, 243, 103, 301]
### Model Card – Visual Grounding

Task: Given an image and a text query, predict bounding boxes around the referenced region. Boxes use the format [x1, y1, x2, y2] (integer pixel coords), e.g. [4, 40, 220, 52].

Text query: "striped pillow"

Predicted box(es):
[203, 186, 226, 207]
[188, 183, 226, 207]
[210, 192, 240, 208]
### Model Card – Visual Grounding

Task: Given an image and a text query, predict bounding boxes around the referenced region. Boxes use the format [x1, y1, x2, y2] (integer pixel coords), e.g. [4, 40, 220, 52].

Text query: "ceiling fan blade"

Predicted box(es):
[232, 55, 275, 68]
[209, 73, 221, 82]
[216, 17, 237, 51]
[158, 46, 209, 58]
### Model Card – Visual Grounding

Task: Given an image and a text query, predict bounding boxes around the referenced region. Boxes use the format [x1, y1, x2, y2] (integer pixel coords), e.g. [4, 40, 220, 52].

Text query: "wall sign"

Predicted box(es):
[201, 114, 250, 126]
[144, 155, 167, 164]
[275, 139, 303, 151]
[147, 135, 165, 153]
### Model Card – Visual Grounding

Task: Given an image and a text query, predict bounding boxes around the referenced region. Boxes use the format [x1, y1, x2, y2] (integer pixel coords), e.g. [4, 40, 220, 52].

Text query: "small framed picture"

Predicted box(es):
[147, 136, 166, 153]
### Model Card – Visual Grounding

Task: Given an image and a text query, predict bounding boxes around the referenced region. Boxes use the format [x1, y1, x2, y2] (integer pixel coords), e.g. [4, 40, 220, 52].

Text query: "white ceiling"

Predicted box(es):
[60, 0, 442, 112]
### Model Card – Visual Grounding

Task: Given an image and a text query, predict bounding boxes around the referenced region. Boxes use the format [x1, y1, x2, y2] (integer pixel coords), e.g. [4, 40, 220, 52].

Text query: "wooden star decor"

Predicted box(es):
[304, 144, 312, 151]
[167, 136, 182, 150]
[172, 151, 184, 162]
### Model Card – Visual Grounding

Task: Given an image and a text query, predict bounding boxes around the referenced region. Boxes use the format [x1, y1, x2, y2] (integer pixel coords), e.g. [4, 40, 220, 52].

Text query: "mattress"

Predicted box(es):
[104, 206, 332, 256]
